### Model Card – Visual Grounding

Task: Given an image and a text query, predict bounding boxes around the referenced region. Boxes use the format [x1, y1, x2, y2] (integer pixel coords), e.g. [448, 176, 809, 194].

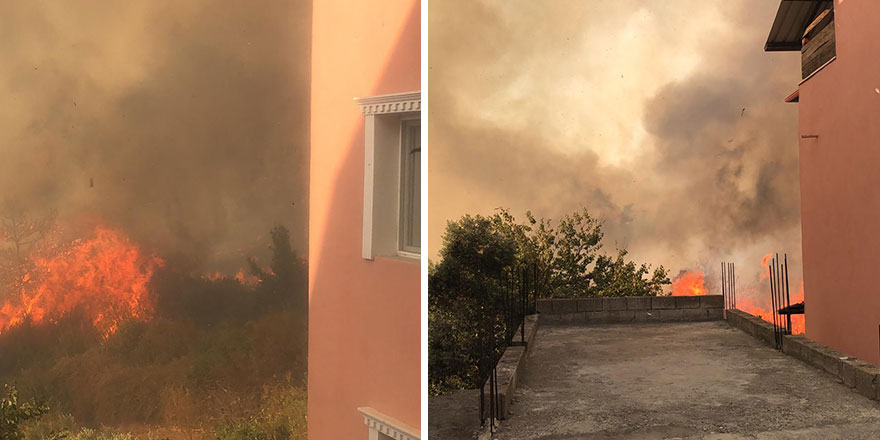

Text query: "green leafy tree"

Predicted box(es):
[249, 226, 308, 316]
[429, 208, 670, 394]
[0, 384, 49, 440]
[428, 214, 518, 394]
[591, 249, 670, 297]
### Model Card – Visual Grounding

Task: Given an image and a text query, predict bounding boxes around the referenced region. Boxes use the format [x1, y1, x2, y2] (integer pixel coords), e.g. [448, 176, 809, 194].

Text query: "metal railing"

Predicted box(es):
[478, 263, 539, 436]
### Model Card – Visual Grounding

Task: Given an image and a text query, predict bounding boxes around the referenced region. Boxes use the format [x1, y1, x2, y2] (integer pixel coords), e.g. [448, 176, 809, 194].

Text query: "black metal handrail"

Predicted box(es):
[478, 262, 539, 436]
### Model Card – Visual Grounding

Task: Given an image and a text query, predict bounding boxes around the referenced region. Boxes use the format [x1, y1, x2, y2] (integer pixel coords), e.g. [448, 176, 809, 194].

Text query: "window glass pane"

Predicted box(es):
[401, 120, 420, 253]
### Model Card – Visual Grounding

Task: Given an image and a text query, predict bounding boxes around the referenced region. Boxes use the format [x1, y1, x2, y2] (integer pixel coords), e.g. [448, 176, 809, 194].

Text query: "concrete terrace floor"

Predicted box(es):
[495, 321, 880, 439]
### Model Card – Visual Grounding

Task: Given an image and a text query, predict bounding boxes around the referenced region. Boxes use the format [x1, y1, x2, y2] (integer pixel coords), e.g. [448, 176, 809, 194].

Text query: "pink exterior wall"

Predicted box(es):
[308, 1, 421, 439]
[798, 0, 880, 365]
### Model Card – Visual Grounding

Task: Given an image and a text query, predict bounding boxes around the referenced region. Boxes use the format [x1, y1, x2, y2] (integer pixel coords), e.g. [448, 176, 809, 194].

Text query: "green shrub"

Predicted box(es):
[1, 384, 50, 440]
[20, 410, 75, 440]
[64, 428, 136, 440]
[258, 385, 306, 440]
[215, 419, 268, 440]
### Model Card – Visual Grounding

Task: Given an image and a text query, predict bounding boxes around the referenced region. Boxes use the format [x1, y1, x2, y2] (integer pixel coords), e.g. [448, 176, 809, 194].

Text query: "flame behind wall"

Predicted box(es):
[671, 256, 804, 334]
[671, 270, 707, 296]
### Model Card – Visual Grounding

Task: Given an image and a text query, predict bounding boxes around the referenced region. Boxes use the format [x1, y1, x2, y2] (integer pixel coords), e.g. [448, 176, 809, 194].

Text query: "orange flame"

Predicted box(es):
[201, 269, 259, 286]
[736, 257, 805, 335]
[671, 270, 707, 296]
[759, 253, 772, 280]
[0, 227, 163, 338]
[234, 269, 259, 286]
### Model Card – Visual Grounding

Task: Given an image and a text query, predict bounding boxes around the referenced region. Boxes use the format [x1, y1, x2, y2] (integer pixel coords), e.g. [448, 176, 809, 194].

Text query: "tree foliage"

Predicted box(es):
[1, 384, 49, 440]
[429, 208, 670, 394]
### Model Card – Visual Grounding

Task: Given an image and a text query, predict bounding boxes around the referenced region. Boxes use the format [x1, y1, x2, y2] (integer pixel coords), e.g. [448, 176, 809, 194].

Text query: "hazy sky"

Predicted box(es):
[429, 0, 803, 290]
[0, 1, 311, 272]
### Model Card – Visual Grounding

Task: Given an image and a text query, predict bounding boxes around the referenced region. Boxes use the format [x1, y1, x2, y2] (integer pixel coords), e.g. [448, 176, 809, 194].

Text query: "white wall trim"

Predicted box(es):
[358, 407, 420, 440]
[362, 114, 377, 260]
[358, 91, 421, 260]
[355, 91, 421, 116]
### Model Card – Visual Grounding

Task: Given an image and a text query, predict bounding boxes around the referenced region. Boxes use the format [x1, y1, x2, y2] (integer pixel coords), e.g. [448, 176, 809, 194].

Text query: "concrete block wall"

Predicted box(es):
[726, 309, 880, 401]
[537, 295, 723, 325]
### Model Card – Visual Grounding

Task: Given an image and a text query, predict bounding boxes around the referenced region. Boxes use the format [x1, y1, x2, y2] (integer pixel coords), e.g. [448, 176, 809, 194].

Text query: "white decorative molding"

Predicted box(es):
[358, 407, 420, 440]
[355, 91, 421, 115]
[358, 91, 421, 260]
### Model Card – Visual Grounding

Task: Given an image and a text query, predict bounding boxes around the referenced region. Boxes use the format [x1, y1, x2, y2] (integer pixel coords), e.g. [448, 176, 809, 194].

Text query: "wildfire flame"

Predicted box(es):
[201, 269, 260, 286]
[0, 227, 163, 338]
[736, 256, 805, 335]
[671, 270, 707, 296]
[759, 253, 772, 280]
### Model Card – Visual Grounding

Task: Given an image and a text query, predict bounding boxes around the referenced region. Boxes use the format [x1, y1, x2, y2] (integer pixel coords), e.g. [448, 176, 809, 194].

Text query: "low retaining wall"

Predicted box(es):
[726, 309, 880, 400]
[481, 314, 539, 420]
[537, 295, 723, 324]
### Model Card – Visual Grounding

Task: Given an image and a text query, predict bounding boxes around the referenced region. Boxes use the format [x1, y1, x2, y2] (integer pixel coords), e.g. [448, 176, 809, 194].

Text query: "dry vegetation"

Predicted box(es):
[1, 227, 308, 440]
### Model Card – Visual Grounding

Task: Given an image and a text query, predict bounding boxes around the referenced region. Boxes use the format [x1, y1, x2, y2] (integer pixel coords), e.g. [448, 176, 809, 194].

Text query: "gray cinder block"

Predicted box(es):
[603, 297, 627, 311]
[626, 297, 652, 310]
[577, 298, 603, 312]
[674, 296, 701, 309]
[651, 296, 676, 310]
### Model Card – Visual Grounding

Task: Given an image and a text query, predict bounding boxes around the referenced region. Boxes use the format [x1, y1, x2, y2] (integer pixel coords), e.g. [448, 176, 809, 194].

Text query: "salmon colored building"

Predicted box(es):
[766, 1, 880, 365]
[308, 0, 421, 439]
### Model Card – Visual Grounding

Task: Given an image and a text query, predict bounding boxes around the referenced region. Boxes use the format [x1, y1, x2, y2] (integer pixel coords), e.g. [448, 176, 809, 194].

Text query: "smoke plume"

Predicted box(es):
[0, 0, 311, 272]
[429, 0, 804, 292]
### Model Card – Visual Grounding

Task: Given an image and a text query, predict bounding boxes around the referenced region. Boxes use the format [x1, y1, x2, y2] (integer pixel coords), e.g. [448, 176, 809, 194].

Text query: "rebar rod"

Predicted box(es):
[784, 254, 792, 334]
[776, 253, 784, 339]
[775, 255, 782, 347]
[728, 262, 732, 310]
[721, 262, 726, 310]
[774, 254, 782, 346]
[727, 262, 731, 309]
[770, 260, 779, 349]
[489, 366, 496, 434]
[732, 262, 736, 309]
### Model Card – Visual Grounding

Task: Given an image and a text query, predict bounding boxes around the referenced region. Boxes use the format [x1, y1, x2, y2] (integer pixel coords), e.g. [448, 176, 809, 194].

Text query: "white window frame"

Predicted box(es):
[358, 407, 420, 440]
[355, 91, 421, 261]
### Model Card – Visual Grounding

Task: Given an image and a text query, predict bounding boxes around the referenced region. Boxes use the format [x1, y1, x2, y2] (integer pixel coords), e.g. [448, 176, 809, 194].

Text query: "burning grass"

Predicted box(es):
[0, 226, 308, 439]
[0, 227, 163, 338]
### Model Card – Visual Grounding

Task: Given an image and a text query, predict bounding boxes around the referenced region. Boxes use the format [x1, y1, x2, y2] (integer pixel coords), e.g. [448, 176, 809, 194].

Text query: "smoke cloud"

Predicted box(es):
[0, 0, 311, 272]
[429, 0, 804, 291]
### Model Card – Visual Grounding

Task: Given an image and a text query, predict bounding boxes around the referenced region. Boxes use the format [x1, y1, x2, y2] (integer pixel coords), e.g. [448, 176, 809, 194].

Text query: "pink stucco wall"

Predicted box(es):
[308, 1, 420, 439]
[798, 0, 880, 365]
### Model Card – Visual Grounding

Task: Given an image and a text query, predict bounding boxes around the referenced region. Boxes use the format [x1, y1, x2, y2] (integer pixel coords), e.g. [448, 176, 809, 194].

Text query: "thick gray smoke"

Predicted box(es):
[0, 0, 310, 272]
[429, 0, 804, 293]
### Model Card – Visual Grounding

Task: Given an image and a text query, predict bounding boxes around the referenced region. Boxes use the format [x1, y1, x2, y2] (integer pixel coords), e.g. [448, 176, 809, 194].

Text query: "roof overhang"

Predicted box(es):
[765, 0, 833, 52]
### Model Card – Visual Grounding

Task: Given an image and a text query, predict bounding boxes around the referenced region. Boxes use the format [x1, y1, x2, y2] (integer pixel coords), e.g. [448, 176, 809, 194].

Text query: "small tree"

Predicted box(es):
[590, 249, 670, 297]
[428, 214, 518, 394]
[428, 208, 671, 393]
[249, 226, 307, 316]
[0, 384, 49, 440]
